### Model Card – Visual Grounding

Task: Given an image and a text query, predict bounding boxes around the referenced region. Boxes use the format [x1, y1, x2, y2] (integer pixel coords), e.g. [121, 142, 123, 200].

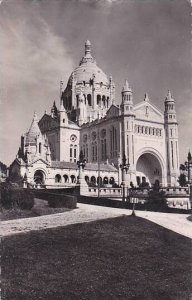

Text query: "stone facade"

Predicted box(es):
[10, 40, 180, 188]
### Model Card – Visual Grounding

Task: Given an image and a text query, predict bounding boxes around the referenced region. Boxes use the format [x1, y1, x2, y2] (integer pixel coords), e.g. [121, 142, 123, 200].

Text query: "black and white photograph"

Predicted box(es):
[0, 0, 191, 299]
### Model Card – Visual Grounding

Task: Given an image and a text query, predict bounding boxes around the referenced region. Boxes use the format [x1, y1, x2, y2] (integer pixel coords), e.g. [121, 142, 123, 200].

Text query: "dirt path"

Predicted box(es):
[1, 203, 191, 238]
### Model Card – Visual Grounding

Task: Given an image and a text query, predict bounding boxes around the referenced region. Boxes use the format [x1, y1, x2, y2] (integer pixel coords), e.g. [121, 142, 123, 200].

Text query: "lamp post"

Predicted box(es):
[120, 153, 130, 202]
[77, 150, 86, 186]
[185, 152, 192, 205]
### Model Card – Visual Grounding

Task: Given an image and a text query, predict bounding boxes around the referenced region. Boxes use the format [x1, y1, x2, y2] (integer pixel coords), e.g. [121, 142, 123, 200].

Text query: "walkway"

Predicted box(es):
[1, 203, 191, 238]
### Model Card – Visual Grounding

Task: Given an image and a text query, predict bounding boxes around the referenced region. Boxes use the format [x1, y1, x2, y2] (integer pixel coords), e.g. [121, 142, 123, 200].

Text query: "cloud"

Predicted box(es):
[0, 0, 74, 164]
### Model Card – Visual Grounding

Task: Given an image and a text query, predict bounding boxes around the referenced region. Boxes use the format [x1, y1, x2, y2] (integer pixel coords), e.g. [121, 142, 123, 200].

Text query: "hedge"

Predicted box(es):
[34, 190, 77, 209]
[0, 183, 34, 210]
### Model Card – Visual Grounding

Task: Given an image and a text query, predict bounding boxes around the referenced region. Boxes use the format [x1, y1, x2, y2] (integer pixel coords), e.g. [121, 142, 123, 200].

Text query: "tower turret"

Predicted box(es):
[59, 103, 68, 126]
[121, 80, 133, 114]
[164, 90, 179, 185]
[164, 90, 177, 122]
[51, 101, 58, 118]
[121, 80, 135, 186]
[109, 75, 115, 105]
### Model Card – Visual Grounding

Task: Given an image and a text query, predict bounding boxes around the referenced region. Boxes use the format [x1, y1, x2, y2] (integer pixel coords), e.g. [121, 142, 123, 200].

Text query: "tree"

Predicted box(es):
[178, 173, 187, 187]
[179, 164, 186, 171]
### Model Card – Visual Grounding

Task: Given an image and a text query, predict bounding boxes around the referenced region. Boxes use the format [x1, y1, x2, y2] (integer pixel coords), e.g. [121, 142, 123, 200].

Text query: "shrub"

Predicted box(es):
[0, 182, 34, 210]
[147, 181, 167, 210]
[48, 193, 77, 209]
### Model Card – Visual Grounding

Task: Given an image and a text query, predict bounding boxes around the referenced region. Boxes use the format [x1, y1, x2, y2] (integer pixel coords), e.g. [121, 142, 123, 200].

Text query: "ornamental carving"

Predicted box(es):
[83, 134, 87, 143]
[100, 129, 106, 138]
[92, 131, 97, 141]
[70, 134, 77, 142]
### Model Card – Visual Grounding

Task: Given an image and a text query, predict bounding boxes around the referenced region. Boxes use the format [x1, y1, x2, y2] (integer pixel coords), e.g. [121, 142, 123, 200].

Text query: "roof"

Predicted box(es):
[25, 112, 41, 144]
[67, 41, 109, 86]
[51, 161, 118, 172]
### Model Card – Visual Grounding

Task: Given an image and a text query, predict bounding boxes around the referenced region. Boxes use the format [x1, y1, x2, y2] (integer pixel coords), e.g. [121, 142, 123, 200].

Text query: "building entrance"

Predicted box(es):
[136, 153, 162, 187]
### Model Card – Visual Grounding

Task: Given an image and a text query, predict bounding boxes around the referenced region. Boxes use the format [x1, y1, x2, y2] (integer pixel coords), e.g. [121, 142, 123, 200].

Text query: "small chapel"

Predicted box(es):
[9, 40, 180, 188]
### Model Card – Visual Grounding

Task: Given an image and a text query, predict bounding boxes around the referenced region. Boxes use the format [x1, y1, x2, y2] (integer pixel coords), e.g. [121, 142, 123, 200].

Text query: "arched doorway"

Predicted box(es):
[136, 153, 162, 187]
[34, 170, 45, 184]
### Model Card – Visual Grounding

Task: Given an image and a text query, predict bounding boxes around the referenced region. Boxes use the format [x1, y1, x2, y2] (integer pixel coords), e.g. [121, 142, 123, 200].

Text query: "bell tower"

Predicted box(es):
[164, 90, 179, 185]
[121, 80, 136, 186]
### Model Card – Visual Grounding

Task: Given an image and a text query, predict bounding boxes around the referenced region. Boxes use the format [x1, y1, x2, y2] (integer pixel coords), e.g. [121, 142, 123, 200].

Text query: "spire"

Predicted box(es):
[79, 40, 95, 65]
[51, 101, 58, 118]
[60, 102, 65, 112]
[85, 40, 91, 55]
[144, 93, 149, 102]
[122, 79, 132, 92]
[33, 111, 38, 121]
[165, 90, 174, 102]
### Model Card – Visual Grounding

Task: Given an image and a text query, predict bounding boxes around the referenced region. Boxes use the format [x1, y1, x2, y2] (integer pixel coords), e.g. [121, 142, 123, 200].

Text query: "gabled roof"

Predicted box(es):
[28, 157, 50, 167]
[134, 100, 164, 123]
[106, 104, 120, 119]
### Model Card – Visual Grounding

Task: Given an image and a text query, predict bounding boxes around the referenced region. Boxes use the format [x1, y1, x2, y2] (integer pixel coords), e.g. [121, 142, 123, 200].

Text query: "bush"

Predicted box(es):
[147, 181, 167, 210]
[48, 194, 77, 209]
[0, 182, 34, 210]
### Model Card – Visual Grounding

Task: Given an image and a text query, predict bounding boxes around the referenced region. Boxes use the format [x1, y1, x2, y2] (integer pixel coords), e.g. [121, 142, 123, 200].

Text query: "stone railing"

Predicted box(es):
[160, 186, 189, 197]
[87, 187, 122, 198]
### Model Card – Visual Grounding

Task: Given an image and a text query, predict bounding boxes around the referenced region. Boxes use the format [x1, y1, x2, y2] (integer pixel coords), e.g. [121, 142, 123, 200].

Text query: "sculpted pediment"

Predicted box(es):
[134, 102, 163, 122]
[106, 105, 120, 119]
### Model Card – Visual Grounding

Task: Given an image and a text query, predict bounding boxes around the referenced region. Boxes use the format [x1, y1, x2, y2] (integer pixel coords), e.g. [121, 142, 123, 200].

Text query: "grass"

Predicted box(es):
[2, 216, 192, 300]
[0, 199, 72, 221]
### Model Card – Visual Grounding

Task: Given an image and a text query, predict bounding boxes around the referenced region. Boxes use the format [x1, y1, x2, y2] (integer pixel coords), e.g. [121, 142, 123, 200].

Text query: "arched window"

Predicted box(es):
[74, 145, 77, 163]
[97, 177, 102, 185]
[55, 174, 61, 183]
[87, 94, 92, 106]
[97, 95, 101, 107]
[63, 175, 69, 183]
[85, 176, 89, 183]
[109, 177, 115, 185]
[102, 95, 106, 107]
[110, 126, 117, 158]
[106, 97, 109, 108]
[91, 176, 96, 183]
[92, 143, 95, 161]
[70, 145, 73, 162]
[86, 145, 88, 162]
[103, 177, 108, 184]
[70, 175, 76, 183]
[39, 143, 41, 154]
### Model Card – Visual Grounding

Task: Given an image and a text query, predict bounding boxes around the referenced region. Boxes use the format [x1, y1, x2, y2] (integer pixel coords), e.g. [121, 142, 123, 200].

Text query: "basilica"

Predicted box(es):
[10, 40, 180, 189]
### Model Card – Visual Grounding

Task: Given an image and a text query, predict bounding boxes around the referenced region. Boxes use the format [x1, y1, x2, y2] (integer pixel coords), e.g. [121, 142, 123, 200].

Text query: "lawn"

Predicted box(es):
[2, 216, 192, 300]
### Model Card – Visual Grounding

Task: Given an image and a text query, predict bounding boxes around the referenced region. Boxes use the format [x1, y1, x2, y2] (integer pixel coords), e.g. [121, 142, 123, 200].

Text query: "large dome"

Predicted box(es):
[68, 40, 109, 86]
[70, 63, 109, 85]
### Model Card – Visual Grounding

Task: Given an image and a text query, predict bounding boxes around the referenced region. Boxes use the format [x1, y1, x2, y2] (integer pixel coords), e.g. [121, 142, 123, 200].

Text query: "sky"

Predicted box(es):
[0, 0, 191, 165]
